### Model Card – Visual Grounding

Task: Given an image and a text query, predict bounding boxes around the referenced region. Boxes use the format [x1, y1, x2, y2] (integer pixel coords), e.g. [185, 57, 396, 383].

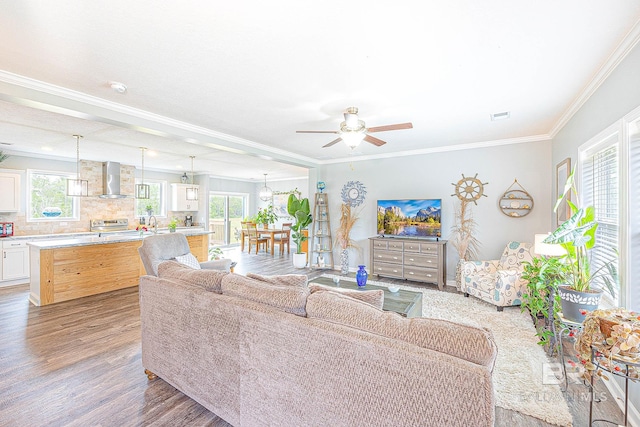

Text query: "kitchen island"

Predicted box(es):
[28, 230, 211, 306]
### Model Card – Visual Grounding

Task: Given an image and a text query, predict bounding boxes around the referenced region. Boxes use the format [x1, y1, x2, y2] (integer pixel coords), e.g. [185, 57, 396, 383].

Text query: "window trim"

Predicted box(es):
[134, 178, 168, 218]
[27, 168, 80, 222]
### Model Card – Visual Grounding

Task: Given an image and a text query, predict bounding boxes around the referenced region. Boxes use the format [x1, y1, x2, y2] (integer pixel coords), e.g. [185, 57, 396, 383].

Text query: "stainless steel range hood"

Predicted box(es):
[100, 161, 128, 199]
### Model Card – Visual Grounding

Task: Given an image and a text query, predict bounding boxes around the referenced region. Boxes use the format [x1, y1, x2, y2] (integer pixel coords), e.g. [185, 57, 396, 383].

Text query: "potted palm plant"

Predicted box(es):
[287, 193, 312, 268]
[543, 167, 617, 322]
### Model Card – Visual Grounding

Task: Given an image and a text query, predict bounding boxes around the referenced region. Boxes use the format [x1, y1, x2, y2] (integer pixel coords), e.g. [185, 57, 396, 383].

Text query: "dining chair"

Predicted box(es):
[246, 222, 269, 254]
[273, 222, 292, 255]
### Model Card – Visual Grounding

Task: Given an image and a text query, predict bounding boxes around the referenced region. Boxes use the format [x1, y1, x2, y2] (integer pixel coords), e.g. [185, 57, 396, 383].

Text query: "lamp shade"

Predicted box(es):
[534, 234, 566, 256]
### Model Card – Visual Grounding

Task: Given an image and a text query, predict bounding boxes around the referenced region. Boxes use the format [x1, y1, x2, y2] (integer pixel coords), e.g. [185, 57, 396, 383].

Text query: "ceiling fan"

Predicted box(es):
[296, 107, 413, 149]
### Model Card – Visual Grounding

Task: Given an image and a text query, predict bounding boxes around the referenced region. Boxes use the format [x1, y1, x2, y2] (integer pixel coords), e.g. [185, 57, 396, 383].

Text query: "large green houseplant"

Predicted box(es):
[287, 193, 312, 268]
[543, 167, 617, 322]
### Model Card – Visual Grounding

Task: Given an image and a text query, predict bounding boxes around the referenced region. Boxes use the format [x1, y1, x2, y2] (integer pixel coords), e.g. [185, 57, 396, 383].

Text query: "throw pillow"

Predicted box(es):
[308, 283, 384, 310]
[306, 291, 496, 367]
[174, 253, 201, 270]
[158, 260, 228, 293]
[246, 272, 308, 288]
[221, 273, 309, 316]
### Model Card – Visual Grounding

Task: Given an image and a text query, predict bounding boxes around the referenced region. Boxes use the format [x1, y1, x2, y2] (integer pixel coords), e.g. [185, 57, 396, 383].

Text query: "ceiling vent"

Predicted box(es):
[490, 111, 511, 121]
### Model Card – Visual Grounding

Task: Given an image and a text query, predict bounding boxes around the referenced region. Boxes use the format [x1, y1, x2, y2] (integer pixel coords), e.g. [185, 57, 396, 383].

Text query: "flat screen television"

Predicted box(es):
[377, 199, 442, 238]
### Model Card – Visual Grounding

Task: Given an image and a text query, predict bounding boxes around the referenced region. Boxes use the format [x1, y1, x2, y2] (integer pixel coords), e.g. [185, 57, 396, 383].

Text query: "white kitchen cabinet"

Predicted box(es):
[2, 240, 29, 281]
[0, 172, 20, 212]
[170, 183, 199, 211]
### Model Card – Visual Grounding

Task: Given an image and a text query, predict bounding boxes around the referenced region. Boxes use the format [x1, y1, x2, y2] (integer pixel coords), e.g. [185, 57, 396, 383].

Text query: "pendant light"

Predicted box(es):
[66, 134, 89, 197]
[135, 147, 150, 199]
[259, 173, 273, 201]
[186, 156, 198, 201]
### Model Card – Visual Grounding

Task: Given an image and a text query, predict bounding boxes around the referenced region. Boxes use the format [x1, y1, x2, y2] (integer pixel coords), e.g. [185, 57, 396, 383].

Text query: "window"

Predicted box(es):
[134, 179, 167, 217]
[580, 131, 619, 306]
[28, 170, 79, 221]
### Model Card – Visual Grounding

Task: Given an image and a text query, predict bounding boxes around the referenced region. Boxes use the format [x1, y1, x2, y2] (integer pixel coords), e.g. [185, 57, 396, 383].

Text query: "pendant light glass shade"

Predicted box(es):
[259, 173, 273, 201]
[67, 134, 89, 197]
[135, 147, 150, 199]
[186, 156, 198, 201]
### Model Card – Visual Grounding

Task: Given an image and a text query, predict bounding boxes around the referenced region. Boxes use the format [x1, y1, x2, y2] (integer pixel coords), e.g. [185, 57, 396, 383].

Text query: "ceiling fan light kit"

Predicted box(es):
[297, 106, 413, 150]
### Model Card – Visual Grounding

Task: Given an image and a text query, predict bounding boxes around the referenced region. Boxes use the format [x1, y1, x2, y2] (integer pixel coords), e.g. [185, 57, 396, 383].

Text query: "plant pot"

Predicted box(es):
[558, 285, 602, 323]
[292, 253, 307, 268]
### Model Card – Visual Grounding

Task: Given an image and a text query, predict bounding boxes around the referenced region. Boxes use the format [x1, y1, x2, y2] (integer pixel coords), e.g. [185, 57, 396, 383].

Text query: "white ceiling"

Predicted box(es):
[0, 1, 639, 180]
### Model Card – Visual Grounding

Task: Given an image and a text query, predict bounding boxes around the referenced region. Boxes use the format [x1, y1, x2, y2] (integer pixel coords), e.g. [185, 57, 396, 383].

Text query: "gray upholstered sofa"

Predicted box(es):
[139, 261, 498, 427]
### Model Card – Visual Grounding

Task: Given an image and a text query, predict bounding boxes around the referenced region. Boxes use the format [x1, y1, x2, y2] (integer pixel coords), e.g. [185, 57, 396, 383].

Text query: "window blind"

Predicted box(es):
[581, 136, 619, 304]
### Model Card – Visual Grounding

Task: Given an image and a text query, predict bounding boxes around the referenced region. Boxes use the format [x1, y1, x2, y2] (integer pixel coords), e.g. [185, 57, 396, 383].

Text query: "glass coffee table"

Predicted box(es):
[310, 276, 423, 318]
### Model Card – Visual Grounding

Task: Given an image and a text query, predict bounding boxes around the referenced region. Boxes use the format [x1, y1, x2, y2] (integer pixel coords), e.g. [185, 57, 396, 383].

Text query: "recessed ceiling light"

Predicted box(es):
[490, 111, 510, 121]
[109, 81, 127, 94]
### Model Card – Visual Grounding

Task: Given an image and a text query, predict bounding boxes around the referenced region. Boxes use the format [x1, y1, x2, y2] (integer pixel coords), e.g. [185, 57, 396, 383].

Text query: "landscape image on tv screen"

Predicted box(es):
[377, 199, 442, 238]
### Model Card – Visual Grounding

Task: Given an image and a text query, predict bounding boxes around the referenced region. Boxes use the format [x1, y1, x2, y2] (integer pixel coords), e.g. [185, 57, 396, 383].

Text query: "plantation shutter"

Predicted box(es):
[580, 132, 619, 305]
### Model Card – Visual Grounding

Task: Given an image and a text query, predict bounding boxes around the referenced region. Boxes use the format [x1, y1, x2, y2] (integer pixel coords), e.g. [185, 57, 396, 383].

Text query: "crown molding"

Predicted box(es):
[320, 134, 552, 165]
[549, 18, 640, 138]
[0, 70, 320, 168]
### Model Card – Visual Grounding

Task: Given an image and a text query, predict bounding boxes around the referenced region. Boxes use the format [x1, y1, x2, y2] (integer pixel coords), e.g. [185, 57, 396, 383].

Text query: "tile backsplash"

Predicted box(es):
[1, 160, 191, 236]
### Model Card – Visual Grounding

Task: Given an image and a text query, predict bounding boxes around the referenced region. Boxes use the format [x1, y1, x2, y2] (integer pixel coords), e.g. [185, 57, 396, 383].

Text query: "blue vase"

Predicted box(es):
[356, 265, 368, 287]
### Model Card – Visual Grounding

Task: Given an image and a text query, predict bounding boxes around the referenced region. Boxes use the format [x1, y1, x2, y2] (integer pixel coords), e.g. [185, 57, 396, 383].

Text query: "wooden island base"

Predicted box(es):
[29, 233, 209, 306]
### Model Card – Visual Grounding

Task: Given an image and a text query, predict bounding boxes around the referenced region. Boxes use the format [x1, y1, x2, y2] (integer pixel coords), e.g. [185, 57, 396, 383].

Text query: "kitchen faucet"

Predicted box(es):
[149, 215, 158, 234]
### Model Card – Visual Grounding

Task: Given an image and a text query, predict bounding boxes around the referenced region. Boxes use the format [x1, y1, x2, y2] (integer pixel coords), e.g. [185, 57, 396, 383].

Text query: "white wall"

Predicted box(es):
[317, 140, 553, 278]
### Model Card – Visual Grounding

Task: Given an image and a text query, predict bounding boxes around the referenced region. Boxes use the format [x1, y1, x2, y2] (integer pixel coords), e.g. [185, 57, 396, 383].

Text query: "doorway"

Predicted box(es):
[209, 193, 247, 246]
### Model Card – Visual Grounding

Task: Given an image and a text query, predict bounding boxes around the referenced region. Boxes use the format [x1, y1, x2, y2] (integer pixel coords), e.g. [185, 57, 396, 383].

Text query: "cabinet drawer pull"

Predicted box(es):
[392, 269, 398, 273]
[408, 271, 414, 275]
[377, 255, 382, 258]
[408, 258, 414, 261]
[393, 256, 398, 260]
[427, 260, 432, 263]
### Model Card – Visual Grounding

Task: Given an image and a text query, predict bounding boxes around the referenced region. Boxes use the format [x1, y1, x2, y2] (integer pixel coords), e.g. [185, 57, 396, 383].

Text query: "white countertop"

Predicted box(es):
[24, 228, 211, 249]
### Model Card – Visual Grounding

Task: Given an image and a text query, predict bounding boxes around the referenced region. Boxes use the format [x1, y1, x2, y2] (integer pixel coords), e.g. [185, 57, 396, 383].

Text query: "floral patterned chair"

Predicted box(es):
[460, 241, 534, 311]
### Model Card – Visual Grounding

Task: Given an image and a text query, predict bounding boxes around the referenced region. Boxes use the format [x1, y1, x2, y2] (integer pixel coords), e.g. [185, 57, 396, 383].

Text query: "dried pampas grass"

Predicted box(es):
[335, 203, 359, 250]
[450, 199, 480, 261]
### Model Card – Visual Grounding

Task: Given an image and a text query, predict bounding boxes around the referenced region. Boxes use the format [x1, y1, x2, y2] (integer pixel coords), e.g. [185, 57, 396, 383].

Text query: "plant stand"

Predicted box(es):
[310, 193, 334, 270]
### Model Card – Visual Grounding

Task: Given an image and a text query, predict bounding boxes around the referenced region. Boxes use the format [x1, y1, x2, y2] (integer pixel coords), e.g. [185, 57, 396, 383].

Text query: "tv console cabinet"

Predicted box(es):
[369, 237, 447, 290]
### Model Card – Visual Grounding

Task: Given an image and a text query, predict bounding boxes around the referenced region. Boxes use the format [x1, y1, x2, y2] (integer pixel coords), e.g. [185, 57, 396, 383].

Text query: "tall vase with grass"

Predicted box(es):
[543, 167, 618, 322]
[335, 203, 359, 275]
[450, 199, 480, 291]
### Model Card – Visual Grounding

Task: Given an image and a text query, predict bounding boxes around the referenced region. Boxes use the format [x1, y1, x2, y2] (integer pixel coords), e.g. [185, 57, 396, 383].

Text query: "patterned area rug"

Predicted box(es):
[321, 274, 573, 427]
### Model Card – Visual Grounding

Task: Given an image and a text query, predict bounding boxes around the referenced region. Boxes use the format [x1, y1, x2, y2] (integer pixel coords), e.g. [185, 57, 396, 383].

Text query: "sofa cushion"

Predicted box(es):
[308, 283, 384, 310]
[174, 252, 201, 270]
[306, 291, 497, 368]
[221, 273, 309, 317]
[246, 272, 308, 288]
[157, 260, 228, 293]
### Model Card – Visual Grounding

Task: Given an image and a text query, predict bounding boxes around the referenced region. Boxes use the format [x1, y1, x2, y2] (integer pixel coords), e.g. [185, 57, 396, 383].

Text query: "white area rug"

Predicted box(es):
[322, 275, 573, 427]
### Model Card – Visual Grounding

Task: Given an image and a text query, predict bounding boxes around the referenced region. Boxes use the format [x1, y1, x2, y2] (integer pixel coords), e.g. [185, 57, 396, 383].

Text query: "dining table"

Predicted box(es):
[240, 227, 288, 255]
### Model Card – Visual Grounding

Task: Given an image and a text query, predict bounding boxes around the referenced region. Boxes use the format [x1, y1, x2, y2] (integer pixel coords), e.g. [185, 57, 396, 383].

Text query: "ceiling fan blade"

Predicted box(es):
[323, 137, 343, 148]
[296, 130, 340, 134]
[364, 134, 387, 146]
[367, 122, 413, 133]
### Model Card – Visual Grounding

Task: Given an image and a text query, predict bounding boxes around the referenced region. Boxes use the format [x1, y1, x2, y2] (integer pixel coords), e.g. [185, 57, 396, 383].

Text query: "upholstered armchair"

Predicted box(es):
[460, 241, 534, 311]
[138, 233, 233, 276]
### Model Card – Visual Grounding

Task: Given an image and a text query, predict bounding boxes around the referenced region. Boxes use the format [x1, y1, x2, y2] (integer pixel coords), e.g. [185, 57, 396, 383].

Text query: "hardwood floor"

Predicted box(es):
[0, 247, 623, 426]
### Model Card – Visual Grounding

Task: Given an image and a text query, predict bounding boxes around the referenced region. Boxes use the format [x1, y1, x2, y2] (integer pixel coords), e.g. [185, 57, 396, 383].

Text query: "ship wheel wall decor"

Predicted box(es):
[451, 173, 488, 205]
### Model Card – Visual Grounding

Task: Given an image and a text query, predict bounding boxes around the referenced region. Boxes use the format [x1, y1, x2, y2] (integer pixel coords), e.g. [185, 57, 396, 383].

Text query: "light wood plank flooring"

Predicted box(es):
[0, 247, 623, 426]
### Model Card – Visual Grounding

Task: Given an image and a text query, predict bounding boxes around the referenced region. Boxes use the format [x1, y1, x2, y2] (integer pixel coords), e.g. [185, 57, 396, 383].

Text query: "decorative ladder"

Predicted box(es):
[310, 192, 334, 270]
